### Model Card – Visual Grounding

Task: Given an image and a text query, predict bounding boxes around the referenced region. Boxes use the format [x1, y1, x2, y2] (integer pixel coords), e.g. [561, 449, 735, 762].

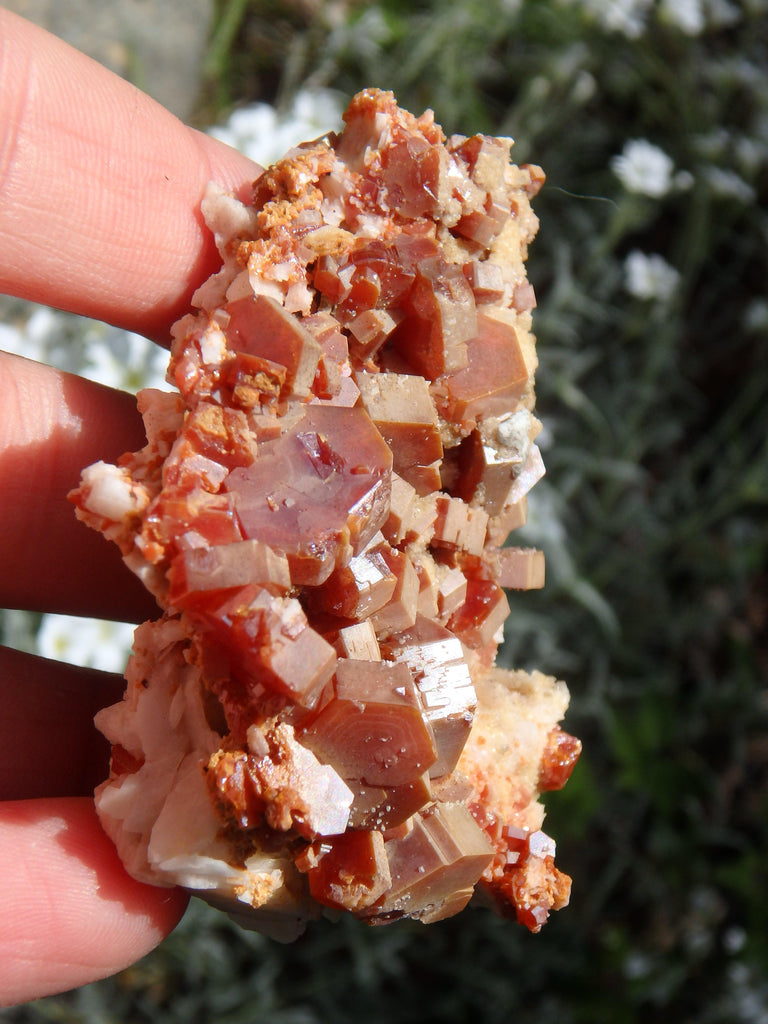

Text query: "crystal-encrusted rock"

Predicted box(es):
[72, 88, 579, 939]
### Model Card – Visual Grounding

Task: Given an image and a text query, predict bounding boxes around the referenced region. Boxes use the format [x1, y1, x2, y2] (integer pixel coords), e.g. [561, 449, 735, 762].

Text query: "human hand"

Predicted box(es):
[0, 9, 261, 1006]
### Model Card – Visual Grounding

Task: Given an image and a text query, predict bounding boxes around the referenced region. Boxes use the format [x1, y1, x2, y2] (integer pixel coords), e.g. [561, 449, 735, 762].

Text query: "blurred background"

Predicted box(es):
[1, 0, 767, 1021]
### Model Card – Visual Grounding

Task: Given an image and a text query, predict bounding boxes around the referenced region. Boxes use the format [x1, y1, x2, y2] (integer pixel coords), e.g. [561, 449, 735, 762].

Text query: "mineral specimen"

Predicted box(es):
[71, 88, 580, 941]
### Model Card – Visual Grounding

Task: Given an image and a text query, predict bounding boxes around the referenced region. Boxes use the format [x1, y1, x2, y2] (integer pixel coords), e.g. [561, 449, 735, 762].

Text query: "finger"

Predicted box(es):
[0, 10, 261, 343]
[0, 350, 157, 621]
[0, 646, 123, 801]
[0, 797, 189, 1007]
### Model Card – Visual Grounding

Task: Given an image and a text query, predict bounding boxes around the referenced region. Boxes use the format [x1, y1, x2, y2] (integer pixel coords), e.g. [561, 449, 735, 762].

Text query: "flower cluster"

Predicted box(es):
[0, 306, 169, 393]
[560, 0, 743, 37]
[209, 88, 344, 168]
[37, 614, 138, 674]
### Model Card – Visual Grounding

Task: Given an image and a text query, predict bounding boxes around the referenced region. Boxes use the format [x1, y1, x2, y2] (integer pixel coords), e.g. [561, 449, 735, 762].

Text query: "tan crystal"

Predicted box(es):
[483, 547, 545, 591]
[376, 802, 494, 919]
[356, 371, 443, 496]
[300, 660, 438, 787]
[336, 619, 381, 661]
[384, 616, 477, 779]
[431, 494, 489, 557]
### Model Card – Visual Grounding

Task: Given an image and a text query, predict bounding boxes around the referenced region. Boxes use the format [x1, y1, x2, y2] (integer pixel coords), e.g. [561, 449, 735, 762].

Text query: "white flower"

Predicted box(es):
[612, 139, 675, 197]
[211, 89, 345, 169]
[17, 306, 66, 366]
[704, 166, 756, 203]
[623, 950, 653, 979]
[290, 88, 345, 136]
[659, 0, 705, 33]
[80, 324, 170, 393]
[624, 250, 680, 302]
[0, 323, 26, 359]
[37, 614, 136, 673]
[734, 135, 765, 177]
[722, 925, 748, 955]
[572, 69, 598, 104]
[602, 0, 653, 36]
[674, 169, 695, 190]
[23, 305, 60, 346]
[1, 304, 170, 394]
[743, 299, 768, 332]
[209, 103, 280, 165]
[3, 306, 85, 374]
[568, 0, 653, 38]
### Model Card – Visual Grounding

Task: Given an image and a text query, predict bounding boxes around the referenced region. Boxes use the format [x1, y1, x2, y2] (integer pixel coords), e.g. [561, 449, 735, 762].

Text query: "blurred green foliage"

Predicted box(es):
[7, 0, 767, 1021]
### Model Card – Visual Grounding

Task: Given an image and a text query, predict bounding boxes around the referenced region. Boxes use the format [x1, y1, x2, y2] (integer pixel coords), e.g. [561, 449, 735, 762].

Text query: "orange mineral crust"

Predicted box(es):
[71, 89, 580, 941]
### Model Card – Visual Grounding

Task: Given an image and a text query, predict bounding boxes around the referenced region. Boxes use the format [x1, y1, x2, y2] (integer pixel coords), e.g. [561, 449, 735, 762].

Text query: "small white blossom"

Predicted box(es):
[22, 306, 73, 368]
[734, 135, 766, 176]
[572, 69, 597, 104]
[659, 0, 705, 33]
[704, 166, 756, 203]
[80, 324, 170, 393]
[723, 925, 748, 955]
[624, 250, 680, 302]
[528, 76, 551, 102]
[38, 614, 136, 673]
[23, 305, 60, 346]
[210, 103, 282, 165]
[743, 299, 768, 332]
[210, 88, 345, 168]
[3, 306, 84, 373]
[674, 169, 695, 190]
[1, 305, 170, 393]
[0, 323, 27, 359]
[623, 950, 653, 979]
[567, 0, 654, 38]
[612, 139, 675, 197]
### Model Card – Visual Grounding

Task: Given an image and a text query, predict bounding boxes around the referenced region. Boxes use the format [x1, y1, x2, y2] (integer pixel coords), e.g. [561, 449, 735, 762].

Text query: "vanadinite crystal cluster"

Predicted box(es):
[72, 89, 580, 940]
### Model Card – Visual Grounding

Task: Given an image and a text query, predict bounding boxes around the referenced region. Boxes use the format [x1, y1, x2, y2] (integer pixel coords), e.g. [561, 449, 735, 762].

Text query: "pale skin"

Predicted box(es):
[0, 10, 262, 1006]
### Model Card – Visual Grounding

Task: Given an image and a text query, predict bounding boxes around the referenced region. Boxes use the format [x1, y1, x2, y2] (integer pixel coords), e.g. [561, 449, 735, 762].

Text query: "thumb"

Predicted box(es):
[0, 797, 188, 1007]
